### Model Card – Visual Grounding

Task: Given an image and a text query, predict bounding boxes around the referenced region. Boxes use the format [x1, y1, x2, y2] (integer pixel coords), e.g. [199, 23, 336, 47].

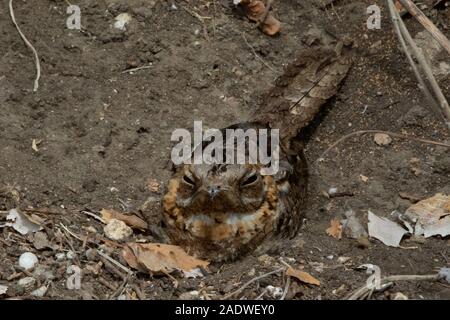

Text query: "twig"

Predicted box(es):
[80, 210, 106, 223]
[388, 0, 450, 130]
[316, 129, 450, 163]
[222, 267, 285, 300]
[242, 33, 277, 73]
[387, 0, 444, 123]
[59, 223, 83, 241]
[121, 65, 153, 74]
[109, 275, 129, 299]
[398, 0, 450, 55]
[280, 276, 291, 300]
[96, 250, 133, 276]
[9, 0, 41, 92]
[347, 273, 442, 300]
[181, 5, 211, 42]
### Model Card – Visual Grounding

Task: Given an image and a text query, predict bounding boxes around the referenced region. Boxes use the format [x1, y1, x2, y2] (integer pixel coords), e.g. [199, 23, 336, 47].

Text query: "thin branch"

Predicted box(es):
[222, 267, 285, 300]
[242, 33, 277, 73]
[388, 0, 450, 130]
[393, 1, 450, 129]
[9, 0, 41, 92]
[398, 0, 450, 56]
[347, 273, 441, 300]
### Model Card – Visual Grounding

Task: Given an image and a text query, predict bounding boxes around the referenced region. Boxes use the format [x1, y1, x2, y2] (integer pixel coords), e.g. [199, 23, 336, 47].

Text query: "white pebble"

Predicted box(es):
[66, 250, 76, 260]
[114, 13, 132, 31]
[266, 285, 283, 298]
[55, 253, 66, 261]
[328, 187, 338, 195]
[19, 252, 38, 270]
[31, 286, 48, 298]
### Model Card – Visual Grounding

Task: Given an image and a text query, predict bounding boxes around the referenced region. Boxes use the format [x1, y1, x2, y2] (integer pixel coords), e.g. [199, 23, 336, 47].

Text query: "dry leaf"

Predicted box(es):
[286, 267, 320, 286]
[6, 209, 42, 235]
[326, 218, 342, 239]
[101, 208, 148, 230]
[122, 243, 209, 277]
[404, 193, 450, 238]
[147, 178, 160, 193]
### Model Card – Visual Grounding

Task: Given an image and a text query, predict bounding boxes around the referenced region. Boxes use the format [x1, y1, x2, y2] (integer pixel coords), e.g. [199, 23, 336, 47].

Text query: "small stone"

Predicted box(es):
[114, 13, 132, 31]
[328, 187, 338, 195]
[266, 285, 283, 298]
[356, 236, 370, 248]
[374, 133, 392, 146]
[31, 286, 48, 298]
[55, 253, 66, 261]
[66, 250, 76, 260]
[19, 252, 38, 270]
[0, 285, 8, 295]
[338, 256, 351, 264]
[85, 248, 97, 261]
[392, 292, 408, 300]
[178, 290, 199, 300]
[18, 277, 36, 291]
[104, 219, 133, 241]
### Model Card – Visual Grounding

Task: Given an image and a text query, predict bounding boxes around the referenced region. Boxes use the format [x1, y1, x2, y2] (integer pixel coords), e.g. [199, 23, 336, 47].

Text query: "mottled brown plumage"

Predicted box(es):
[162, 41, 351, 262]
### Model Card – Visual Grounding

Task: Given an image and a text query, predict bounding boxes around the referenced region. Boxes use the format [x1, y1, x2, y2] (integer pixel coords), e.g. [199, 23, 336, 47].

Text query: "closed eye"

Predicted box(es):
[240, 173, 258, 187]
[182, 175, 195, 186]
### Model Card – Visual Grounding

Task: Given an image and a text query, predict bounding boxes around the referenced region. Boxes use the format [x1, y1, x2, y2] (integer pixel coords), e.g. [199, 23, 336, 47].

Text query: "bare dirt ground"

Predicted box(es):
[0, 0, 449, 300]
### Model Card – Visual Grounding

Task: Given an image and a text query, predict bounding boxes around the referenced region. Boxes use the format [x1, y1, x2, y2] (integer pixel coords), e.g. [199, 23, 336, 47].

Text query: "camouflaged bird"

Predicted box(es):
[162, 39, 352, 262]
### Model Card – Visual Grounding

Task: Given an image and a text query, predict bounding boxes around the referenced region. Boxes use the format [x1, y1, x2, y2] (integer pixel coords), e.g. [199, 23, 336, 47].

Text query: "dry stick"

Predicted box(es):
[8, 0, 41, 92]
[96, 250, 133, 275]
[394, 5, 450, 130]
[398, 0, 450, 56]
[280, 276, 291, 300]
[222, 267, 285, 300]
[387, 0, 444, 125]
[316, 129, 450, 164]
[121, 65, 153, 74]
[347, 273, 442, 300]
[181, 5, 211, 42]
[242, 33, 277, 73]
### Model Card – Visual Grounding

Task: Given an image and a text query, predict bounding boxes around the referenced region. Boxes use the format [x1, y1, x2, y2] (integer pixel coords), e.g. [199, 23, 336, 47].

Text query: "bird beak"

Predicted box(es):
[207, 186, 221, 199]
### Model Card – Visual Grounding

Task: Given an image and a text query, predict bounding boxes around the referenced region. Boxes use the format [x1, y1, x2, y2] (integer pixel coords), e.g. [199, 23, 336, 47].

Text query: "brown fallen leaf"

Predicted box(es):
[238, 0, 281, 36]
[122, 243, 209, 277]
[286, 267, 320, 286]
[101, 208, 148, 230]
[326, 218, 342, 239]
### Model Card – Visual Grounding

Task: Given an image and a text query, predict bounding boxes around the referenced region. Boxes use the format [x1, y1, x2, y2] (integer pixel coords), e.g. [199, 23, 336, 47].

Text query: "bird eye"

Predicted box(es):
[182, 174, 195, 186]
[240, 173, 258, 187]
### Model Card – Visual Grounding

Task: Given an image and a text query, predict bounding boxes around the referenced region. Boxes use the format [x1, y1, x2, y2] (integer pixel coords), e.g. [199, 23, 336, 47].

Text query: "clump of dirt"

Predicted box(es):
[0, 0, 449, 300]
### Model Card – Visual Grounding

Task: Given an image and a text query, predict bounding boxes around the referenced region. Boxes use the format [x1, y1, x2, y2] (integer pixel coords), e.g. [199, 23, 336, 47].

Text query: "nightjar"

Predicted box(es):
[162, 39, 352, 262]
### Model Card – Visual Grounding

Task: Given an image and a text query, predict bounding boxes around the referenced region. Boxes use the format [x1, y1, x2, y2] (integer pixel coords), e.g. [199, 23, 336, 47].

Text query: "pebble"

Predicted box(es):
[66, 250, 76, 260]
[392, 292, 408, 300]
[55, 253, 66, 261]
[19, 252, 38, 270]
[18, 277, 36, 291]
[374, 133, 392, 146]
[266, 285, 283, 298]
[31, 286, 48, 298]
[104, 219, 133, 241]
[178, 290, 200, 300]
